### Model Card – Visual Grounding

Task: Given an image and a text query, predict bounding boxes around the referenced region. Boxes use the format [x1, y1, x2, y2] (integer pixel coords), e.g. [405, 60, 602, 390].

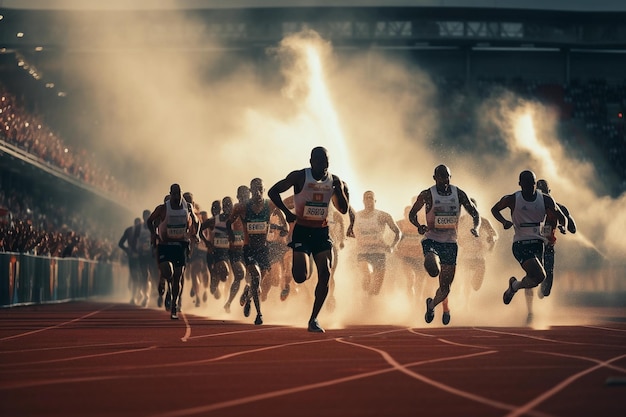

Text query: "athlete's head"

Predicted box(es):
[310, 146, 329, 175]
[433, 164, 451, 189]
[536, 179, 550, 194]
[169, 183, 182, 204]
[237, 185, 251, 204]
[250, 178, 265, 200]
[363, 190, 376, 210]
[518, 170, 536, 192]
[211, 200, 221, 216]
[222, 196, 233, 214]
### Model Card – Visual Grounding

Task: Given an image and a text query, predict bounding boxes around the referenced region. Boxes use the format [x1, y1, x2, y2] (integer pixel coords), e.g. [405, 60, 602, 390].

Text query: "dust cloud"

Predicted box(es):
[73, 12, 623, 329]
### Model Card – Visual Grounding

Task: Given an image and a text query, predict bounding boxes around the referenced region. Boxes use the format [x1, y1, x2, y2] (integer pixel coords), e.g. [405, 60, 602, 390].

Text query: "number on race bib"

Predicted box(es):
[247, 222, 268, 234]
[434, 213, 457, 229]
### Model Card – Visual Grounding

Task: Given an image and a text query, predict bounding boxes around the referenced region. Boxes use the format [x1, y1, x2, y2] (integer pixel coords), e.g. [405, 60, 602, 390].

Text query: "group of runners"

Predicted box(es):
[119, 146, 576, 331]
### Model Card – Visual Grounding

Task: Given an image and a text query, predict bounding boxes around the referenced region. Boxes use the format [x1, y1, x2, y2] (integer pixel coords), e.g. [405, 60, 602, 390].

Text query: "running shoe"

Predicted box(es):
[442, 311, 451, 325]
[503, 277, 517, 305]
[308, 318, 325, 333]
[170, 304, 178, 320]
[202, 290, 208, 303]
[239, 285, 250, 307]
[540, 277, 552, 298]
[280, 285, 290, 301]
[254, 314, 263, 325]
[224, 302, 231, 314]
[243, 299, 251, 317]
[425, 298, 435, 323]
[157, 294, 163, 308]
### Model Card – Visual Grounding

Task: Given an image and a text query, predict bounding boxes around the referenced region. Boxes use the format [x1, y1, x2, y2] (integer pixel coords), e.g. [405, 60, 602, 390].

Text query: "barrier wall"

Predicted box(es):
[0, 252, 122, 307]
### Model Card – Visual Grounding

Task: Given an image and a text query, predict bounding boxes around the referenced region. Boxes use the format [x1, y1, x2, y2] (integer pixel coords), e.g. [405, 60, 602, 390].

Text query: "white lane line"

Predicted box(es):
[0, 375, 121, 390]
[186, 326, 286, 340]
[0, 341, 155, 355]
[582, 325, 626, 333]
[474, 328, 586, 345]
[149, 349, 502, 417]
[336, 338, 528, 414]
[181, 311, 192, 342]
[0, 304, 114, 341]
[504, 353, 626, 417]
[0, 346, 157, 368]
[530, 350, 626, 374]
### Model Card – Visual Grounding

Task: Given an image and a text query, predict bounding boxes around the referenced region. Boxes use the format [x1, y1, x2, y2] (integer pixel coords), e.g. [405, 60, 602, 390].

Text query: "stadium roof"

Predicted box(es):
[3, 0, 626, 12]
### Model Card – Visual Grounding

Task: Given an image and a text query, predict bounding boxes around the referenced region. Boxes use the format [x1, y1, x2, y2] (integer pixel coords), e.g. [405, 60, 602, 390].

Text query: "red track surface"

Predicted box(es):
[1, 301, 625, 417]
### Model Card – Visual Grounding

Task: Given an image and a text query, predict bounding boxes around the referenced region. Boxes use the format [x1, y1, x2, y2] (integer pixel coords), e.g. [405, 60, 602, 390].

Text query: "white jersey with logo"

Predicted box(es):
[294, 168, 334, 227]
[512, 190, 547, 243]
[425, 185, 460, 244]
[158, 200, 190, 242]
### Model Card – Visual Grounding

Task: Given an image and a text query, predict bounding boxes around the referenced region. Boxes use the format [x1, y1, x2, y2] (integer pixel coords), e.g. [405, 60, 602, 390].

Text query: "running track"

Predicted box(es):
[1, 302, 625, 417]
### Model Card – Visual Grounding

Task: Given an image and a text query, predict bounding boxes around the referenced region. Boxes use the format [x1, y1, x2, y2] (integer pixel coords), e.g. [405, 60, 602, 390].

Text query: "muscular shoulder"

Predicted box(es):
[542, 193, 557, 210]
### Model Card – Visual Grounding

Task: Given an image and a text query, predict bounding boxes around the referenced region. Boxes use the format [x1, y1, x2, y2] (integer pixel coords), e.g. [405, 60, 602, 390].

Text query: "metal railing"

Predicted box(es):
[0, 252, 124, 307]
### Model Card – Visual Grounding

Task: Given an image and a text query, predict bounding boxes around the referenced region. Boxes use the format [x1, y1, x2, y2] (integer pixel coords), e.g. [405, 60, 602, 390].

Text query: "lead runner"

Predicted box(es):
[268, 146, 350, 333]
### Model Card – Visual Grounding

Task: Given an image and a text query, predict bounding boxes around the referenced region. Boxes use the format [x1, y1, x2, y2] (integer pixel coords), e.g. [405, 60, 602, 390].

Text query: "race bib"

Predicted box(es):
[303, 202, 328, 220]
[247, 222, 268, 234]
[434, 212, 457, 229]
[213, 236, 230, 249]
[232, 232, 244, 246]
[541, 224, 552, 237]
[166, 224, 186, 239]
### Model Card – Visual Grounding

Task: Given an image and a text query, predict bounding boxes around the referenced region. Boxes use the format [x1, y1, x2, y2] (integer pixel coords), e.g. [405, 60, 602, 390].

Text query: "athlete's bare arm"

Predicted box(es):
[458, 189, 481, 236]
[383, 212, 402, 249]
[408, 189, 431, 235]
[330, 175, 349, 215]
[226, 203, 245, 242]
[268, 170, 305, 223]
[491, 194, 515, 229]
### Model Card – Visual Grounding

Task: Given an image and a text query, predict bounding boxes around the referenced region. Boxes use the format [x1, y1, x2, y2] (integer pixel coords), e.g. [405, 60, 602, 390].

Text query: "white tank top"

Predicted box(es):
[512, 190, 546, 242]
[158, 200, 190, 242]
[354, 210, 386, 254]
[213, 214, 230, 249]
[425, 185, 460, 243]
[293, 168, 334, 227]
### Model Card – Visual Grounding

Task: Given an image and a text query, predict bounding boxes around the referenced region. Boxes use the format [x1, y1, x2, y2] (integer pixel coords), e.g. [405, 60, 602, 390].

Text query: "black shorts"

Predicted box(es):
[243, 244, 271, 272]
[512, 239, 544, 264]
[205, 251, 216, 268]
[157, 242, 188, 268]
[229, 247, 245, 264]
[421, 239, 458, 266]
[288, 224, 332, 256]
[213, 248, 230, 264]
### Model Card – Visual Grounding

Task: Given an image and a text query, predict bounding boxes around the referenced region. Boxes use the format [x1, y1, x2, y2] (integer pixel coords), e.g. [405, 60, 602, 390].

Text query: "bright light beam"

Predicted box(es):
[513, 111, 559, 180]
[301, 43, 360, 192]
